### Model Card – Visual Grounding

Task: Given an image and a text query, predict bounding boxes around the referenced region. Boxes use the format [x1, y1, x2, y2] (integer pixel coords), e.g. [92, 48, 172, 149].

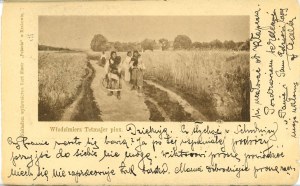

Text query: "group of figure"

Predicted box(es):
[102, 50, 145, 100]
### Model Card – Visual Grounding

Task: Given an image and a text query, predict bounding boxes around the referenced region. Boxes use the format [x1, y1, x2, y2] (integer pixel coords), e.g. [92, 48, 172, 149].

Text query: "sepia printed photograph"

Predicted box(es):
[38, 16, 250, 122]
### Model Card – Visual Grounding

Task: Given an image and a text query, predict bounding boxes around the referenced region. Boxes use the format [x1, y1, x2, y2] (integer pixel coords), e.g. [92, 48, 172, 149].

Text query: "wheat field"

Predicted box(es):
[40, 50, 250, 121]
[38, 51, 88, 120]
[141, 50, 250, 121]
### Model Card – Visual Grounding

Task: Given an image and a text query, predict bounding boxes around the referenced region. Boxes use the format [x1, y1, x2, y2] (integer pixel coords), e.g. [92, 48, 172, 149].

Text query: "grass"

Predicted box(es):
[38, 51, 88, 121]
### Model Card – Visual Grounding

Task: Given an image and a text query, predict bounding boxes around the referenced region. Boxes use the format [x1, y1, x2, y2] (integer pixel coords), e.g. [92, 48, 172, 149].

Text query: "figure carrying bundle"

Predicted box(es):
[104, 51, 122, 100]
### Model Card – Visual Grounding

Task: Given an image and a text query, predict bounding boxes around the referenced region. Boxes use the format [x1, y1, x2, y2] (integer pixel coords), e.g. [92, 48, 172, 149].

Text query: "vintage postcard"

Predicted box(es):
[1, 0, 300, 185]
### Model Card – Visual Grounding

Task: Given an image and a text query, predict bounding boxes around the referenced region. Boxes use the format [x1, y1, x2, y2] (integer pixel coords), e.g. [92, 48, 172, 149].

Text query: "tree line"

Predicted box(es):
[38, 45, 72, 51]
[90, 34, 250, 52]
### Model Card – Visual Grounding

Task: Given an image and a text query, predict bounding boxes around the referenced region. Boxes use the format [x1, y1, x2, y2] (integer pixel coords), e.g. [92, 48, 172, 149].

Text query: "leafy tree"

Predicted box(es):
[223, 40, 236, 50]
[235, 42, 244, 50]
[90, 34, 109, 51]
[121, 42, 142, 52]
[192, 42, 202, 49]
[202, 42, 210, 49]
[141, 39, 156, 51]
[159, 38, 170, 51]
[210, 39, 223, 49]
[134, 42, 143, 52]
[173, 35, 192, 50]
[114, 41, 123, 52]
[239, 39, 250, 51]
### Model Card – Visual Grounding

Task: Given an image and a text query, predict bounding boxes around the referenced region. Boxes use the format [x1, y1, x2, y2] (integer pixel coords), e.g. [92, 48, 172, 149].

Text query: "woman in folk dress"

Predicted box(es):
[121, 51, 132, 82]
[105, 51, 122, 100]
[99, 51, 106, 66]
[130, 50, 145, 92]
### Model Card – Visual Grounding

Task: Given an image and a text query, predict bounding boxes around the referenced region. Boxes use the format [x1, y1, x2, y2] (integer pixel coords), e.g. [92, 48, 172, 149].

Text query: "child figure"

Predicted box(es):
[122, 51, 132, 82]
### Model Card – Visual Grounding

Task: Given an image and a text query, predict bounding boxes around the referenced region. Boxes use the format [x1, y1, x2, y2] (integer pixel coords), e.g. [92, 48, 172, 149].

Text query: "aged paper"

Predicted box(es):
[1, 0, 300, 185]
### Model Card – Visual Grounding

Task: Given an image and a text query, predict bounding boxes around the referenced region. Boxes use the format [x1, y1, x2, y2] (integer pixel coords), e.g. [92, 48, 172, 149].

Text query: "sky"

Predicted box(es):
[39, 16, 249, 49]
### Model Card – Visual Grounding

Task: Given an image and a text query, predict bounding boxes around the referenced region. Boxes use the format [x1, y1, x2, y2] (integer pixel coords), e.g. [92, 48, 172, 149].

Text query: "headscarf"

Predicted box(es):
[133, 50, 141, 58]
[110, 51, 116, 59]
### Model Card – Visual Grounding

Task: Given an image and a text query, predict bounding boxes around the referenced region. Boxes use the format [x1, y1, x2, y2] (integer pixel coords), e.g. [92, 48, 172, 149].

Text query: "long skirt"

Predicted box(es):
[123, 67, 131, 82]
[131, 68, 143, 87]
[108, 73, 122, 90]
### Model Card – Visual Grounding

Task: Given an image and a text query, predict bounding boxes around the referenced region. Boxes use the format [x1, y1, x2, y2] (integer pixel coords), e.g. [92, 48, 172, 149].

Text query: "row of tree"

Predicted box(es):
[38, 45, 72, 51]
[90, 34, 250, 52]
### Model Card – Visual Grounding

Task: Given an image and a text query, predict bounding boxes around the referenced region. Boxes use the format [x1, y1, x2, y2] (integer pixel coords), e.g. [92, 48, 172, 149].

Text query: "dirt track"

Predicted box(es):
[87, 60, 207, 122]
[61, 62, 101, 121]
[90, 60, 150, 121]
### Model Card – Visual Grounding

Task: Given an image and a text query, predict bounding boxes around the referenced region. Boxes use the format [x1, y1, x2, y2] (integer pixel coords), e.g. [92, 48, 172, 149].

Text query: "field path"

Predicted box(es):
[90, 60, 150, 121]
[89, 59, 207, 122]
[61, 65, 93, 121]
[144, 80, 207, 121]
[61, 62, 101, 121]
